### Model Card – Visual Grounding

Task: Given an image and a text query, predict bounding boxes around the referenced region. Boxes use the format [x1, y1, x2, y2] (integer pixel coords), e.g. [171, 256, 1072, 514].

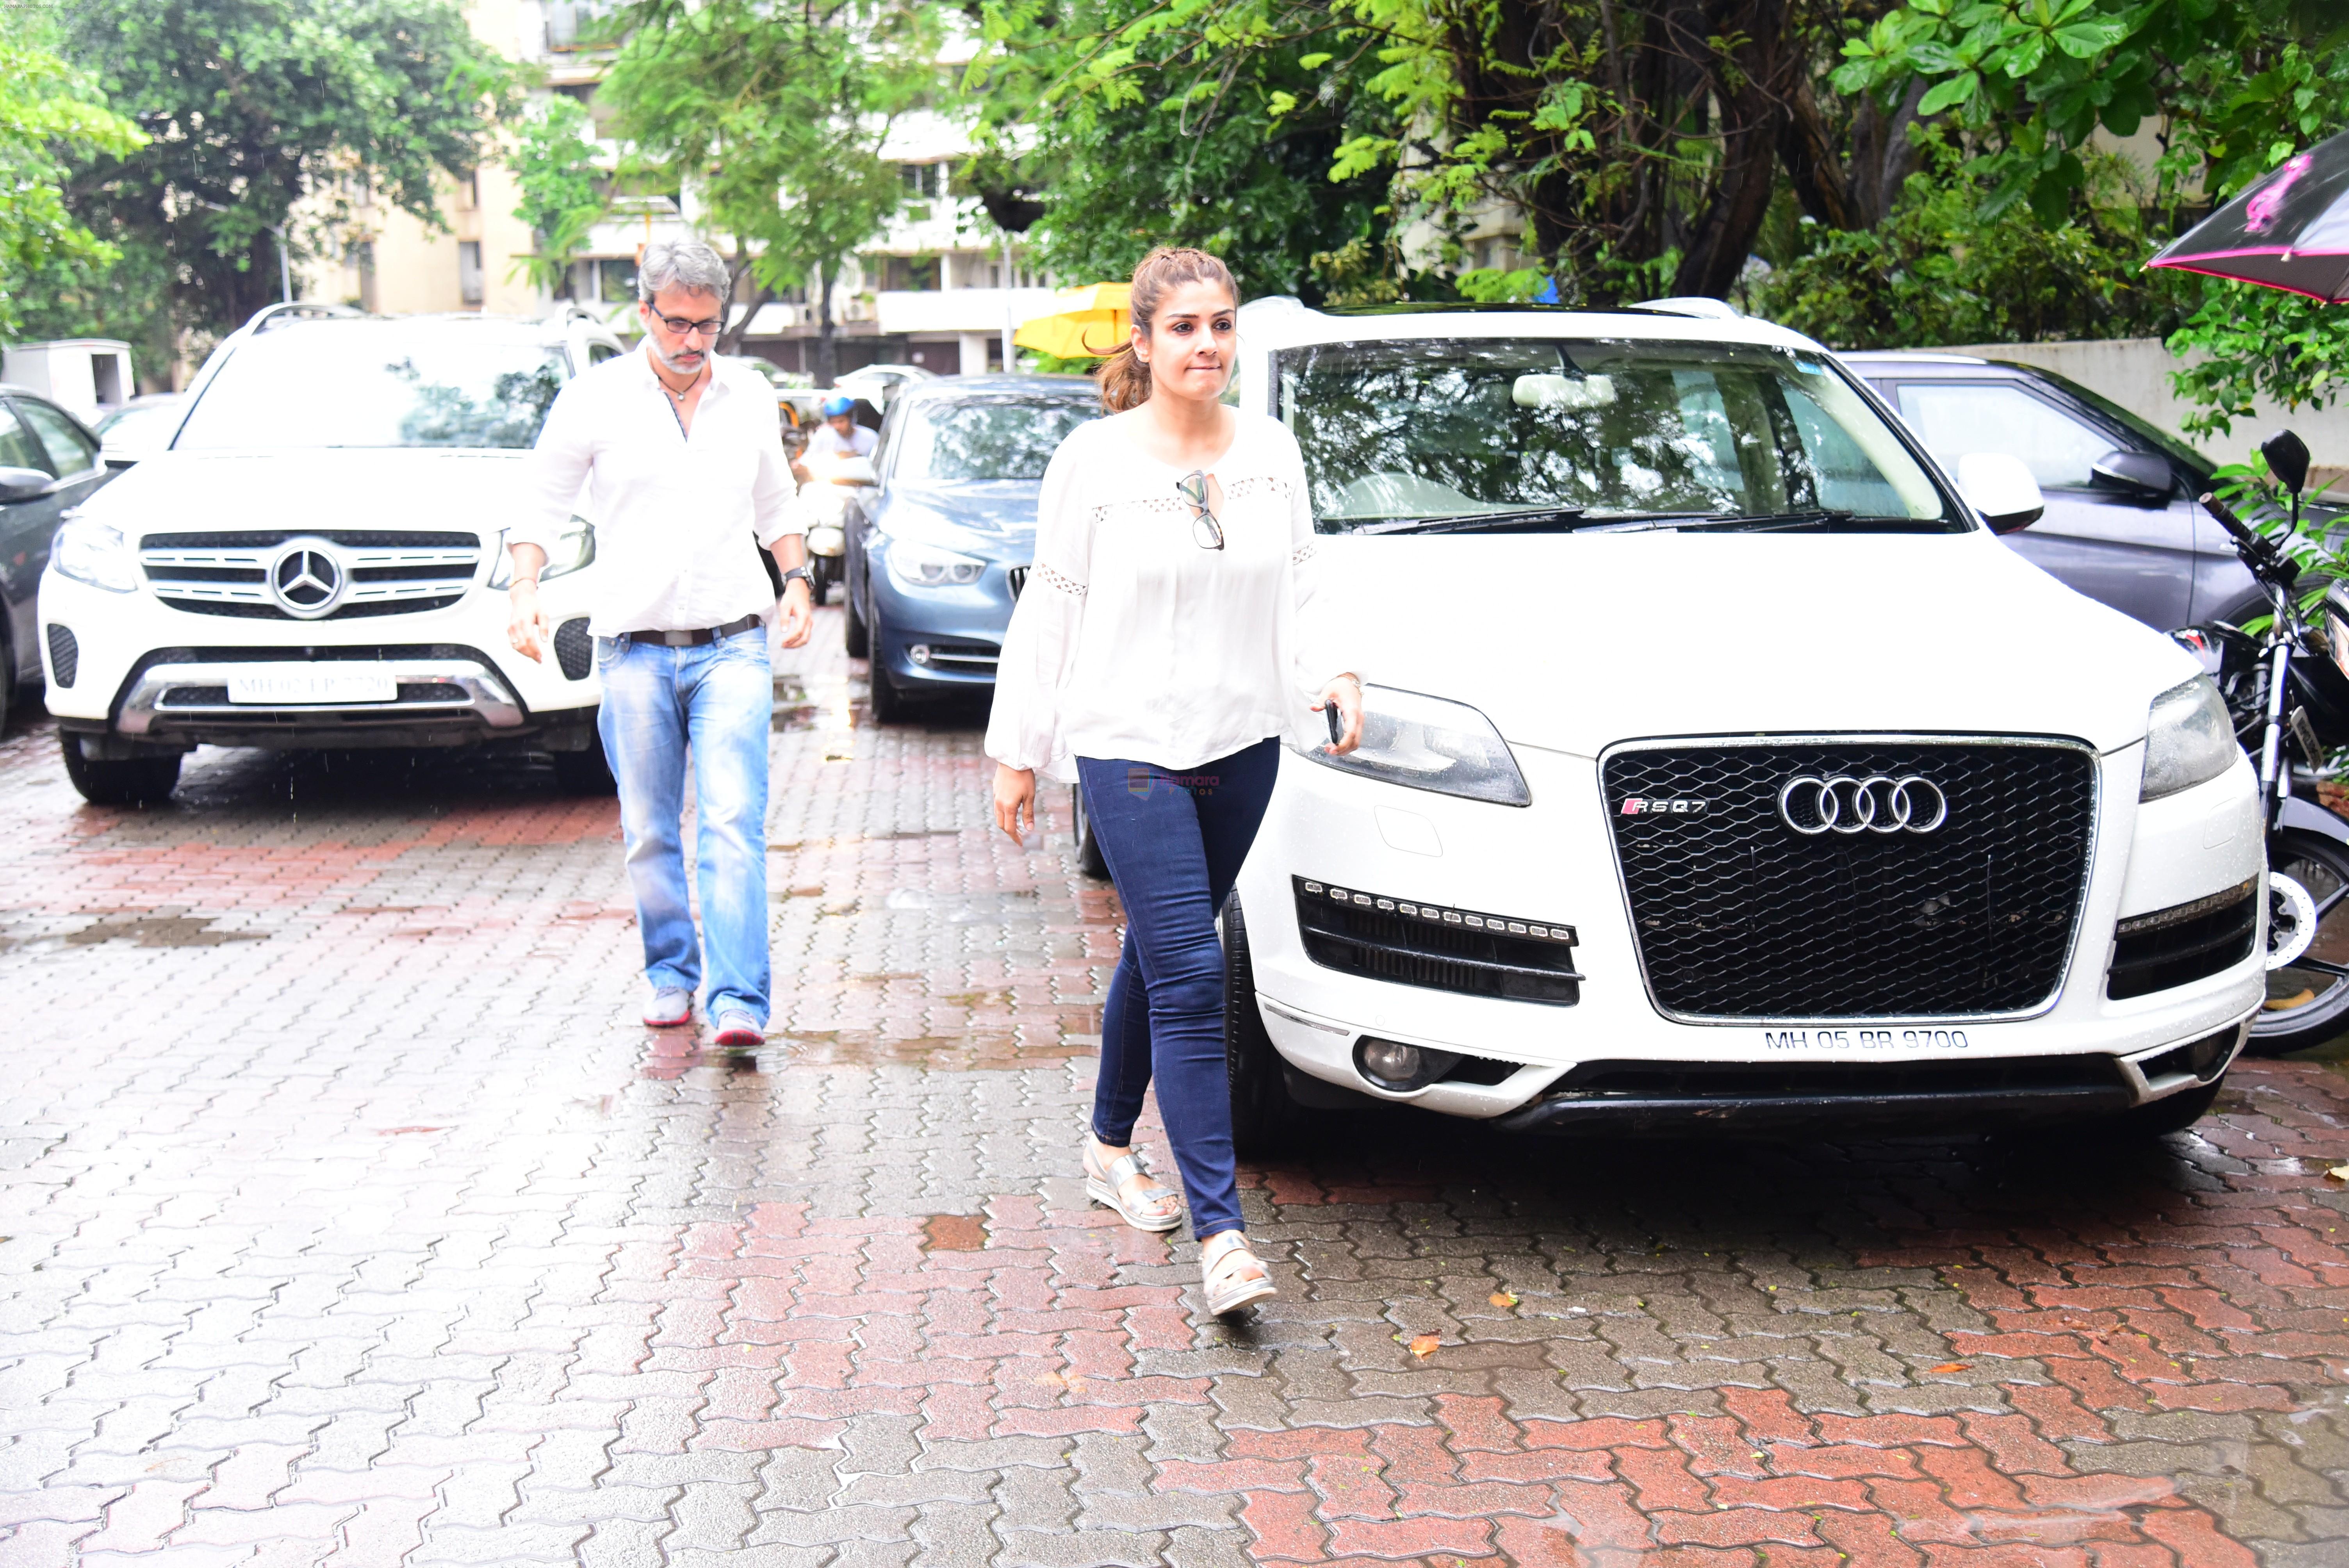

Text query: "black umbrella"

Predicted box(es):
[2147, 126, 2349, 302]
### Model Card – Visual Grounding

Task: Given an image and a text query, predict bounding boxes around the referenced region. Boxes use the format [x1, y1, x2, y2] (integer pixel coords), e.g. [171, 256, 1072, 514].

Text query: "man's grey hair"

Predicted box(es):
[638, 239, 731, 303]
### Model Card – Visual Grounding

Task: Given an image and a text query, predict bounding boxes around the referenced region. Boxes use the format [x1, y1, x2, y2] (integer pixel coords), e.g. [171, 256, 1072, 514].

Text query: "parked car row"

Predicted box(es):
[10, 293, 2292, 1146]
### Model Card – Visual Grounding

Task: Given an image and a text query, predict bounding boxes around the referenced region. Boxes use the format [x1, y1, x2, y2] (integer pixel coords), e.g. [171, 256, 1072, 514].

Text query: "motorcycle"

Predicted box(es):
[2178, 429, 2349, 1055]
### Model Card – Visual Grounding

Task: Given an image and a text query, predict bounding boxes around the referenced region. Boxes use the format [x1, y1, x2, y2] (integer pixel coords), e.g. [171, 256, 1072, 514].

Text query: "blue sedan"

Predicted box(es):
[843, 376, 1099, 722]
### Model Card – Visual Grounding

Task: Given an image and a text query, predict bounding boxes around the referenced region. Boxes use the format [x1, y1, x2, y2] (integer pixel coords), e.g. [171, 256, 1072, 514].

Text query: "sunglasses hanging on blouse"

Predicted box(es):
[1176, 470, 1224, 551]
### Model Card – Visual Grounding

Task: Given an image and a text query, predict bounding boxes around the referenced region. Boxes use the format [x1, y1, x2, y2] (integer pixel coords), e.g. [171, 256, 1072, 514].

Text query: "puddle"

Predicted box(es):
[62, 914, 267, 948]
[774, 1030, 1097, 1069]
[882, 888, 1042, 925]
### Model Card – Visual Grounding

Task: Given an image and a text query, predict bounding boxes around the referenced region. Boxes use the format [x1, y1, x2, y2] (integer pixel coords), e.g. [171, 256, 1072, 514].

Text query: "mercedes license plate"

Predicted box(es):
[226, 669, 397, 705]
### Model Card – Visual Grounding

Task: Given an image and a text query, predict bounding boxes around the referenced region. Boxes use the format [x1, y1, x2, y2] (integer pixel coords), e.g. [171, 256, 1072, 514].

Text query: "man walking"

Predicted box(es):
[508, 239, 813, 1046]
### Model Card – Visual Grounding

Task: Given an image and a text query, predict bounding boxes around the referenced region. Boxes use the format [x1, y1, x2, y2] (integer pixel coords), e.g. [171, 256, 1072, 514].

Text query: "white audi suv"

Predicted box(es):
[37, 304, 627, 804]
[1222, 300, 2265, 1144]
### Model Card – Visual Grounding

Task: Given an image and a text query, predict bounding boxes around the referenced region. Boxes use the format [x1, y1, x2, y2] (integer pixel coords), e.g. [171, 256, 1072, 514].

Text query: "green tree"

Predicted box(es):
[0, 16, 145, 341]
[508, 96, 608, 297]
[967, 0, 1400, 303]
[982, 0, 1948, 304]
[1833, 0, 2349, 429]
[41, 0, 510, 349]
[1744, 151, 2197, 348]
[599, 0, 932, 384]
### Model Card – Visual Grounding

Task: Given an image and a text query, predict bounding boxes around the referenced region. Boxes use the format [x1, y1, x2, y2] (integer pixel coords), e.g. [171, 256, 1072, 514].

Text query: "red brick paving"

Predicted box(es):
[1, 608, 2346, 1565]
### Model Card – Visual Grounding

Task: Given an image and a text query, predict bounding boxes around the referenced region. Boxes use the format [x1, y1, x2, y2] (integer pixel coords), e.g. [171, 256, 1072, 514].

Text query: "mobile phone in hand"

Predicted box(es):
[1325, 700, 1344, 746]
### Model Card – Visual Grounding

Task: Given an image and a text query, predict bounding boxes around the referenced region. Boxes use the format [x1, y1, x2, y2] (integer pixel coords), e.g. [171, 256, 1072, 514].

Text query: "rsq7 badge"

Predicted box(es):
[1619, 796, 1707, 816]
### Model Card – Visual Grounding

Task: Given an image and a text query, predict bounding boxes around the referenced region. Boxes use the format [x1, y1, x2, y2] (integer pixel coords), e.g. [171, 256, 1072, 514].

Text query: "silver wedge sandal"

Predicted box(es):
[1199, 1230, 1278, 1316]
[1082, 1139, 1185, 1233]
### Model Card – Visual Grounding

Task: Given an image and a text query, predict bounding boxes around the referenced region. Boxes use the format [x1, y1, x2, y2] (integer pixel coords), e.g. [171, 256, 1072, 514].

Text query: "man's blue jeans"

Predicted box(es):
[596, 627, 772, 1022]
[1076, 739, 1281, 1241]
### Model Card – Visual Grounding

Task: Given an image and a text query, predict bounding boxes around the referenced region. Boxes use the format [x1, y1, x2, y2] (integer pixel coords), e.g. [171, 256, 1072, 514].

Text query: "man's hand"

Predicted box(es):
[508, 579, 551, 662]
[777, 576, 814, 649]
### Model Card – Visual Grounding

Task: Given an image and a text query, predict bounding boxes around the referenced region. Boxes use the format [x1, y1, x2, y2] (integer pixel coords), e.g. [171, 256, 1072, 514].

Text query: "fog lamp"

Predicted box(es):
[909, 643, 933, 667]
[1360, 1039, 1420, 1082]
[1355, 1037, 1469, 1092]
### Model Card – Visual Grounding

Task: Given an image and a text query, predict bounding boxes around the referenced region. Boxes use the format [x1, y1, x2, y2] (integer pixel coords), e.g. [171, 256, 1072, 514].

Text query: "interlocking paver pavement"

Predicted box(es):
[4, 607, 2349, 1565]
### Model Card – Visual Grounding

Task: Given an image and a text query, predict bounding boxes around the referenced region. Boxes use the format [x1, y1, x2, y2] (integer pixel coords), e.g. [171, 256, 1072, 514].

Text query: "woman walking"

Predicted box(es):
[987, 247, 1363, 1316]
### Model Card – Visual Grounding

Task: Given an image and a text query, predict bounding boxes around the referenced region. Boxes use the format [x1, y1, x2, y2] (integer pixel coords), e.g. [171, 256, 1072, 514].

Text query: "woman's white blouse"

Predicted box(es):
[986, 410, 1358, 781]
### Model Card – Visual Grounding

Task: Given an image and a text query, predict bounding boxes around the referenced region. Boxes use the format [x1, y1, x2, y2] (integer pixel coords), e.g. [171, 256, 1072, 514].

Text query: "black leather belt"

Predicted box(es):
[624, 613, 765, 648]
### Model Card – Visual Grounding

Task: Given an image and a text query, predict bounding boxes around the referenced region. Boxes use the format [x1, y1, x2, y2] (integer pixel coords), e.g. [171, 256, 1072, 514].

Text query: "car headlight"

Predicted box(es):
[52, 514, 139, 593]
[489, 519, 596, 588]
[2141, 675, 2239, 802]
[887, 539, 987, 589]
[1303, 684, 1531, 806]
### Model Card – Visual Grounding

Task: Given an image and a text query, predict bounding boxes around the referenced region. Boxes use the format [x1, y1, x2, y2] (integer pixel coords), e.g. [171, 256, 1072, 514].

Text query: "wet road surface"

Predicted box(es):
[4, 608, 2349, 1566]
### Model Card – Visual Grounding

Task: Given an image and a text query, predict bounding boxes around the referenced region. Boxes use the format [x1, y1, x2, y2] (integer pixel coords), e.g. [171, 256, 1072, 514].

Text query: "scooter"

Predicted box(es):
[2180, 429, 2349, 1055]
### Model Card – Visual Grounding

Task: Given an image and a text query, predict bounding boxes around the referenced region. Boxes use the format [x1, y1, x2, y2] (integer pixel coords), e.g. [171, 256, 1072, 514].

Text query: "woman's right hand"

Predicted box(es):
[993, 764, 1037, 846]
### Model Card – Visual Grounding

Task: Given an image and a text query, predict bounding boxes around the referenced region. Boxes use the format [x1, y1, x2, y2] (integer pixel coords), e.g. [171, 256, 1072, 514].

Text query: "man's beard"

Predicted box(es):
[650, 337, 706, 376]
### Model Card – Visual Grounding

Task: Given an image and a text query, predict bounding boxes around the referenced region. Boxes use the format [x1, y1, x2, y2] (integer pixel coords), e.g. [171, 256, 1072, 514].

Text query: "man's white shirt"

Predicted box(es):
[516, 346, 799, 637]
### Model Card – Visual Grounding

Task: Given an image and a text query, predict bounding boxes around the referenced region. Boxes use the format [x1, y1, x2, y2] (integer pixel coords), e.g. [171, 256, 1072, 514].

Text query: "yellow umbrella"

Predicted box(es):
[1014, 282, 1132, 360]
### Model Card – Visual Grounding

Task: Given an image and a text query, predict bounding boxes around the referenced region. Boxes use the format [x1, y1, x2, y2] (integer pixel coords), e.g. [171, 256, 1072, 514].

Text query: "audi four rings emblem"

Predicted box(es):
[267, 538, 347, 619]
[1777, 775, 1949, 835]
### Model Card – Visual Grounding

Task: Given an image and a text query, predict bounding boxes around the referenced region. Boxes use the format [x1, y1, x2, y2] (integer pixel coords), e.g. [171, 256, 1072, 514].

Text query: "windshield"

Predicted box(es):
[1278, 337, 1952, 531]
[895, 397, 1096, 482]
[175, 324, 567, 451]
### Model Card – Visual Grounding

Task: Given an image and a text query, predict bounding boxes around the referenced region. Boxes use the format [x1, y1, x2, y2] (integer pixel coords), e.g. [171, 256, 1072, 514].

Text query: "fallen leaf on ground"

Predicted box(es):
[2328, 1163, 2349, 1182]
[1490, 1292, 1518, 1308]
[1410, 1335, 1441, 1358]
[1929, 1363, 1970, 1374]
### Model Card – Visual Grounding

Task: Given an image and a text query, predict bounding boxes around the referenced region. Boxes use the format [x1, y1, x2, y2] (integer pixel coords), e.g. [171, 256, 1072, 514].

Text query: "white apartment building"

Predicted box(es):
[296, 1, 1061, 383]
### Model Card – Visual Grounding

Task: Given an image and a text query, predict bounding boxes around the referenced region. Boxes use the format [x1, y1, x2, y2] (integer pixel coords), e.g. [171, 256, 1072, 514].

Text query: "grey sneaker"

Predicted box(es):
[713, 1010, 764, 1048]
[643, 985, 693, 1028]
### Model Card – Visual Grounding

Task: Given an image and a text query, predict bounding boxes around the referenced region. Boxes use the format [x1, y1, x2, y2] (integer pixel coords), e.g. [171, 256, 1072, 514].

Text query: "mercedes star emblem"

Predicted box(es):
[268, 538, 348, 619]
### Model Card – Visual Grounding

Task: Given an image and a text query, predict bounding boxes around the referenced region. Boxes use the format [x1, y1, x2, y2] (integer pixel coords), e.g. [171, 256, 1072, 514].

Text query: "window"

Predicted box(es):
[876, 255, 939, 292]
[893, 397, 1098, 482]
[18, 399, 97, 477]
[589, 343, 619, 365]
[1895, 382, 2117, 490]
[175, 323, 569, 451]
[1277, 338, 1949, 530]
[0, 403, 50, 476]
[597, 258, 638, 304]
[458, 241, 485, 306]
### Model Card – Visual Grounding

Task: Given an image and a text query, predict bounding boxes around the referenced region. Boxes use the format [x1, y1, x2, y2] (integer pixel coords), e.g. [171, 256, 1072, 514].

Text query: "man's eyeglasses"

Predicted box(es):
[1176, 470, 1224, 551]
[651, 312, 725, 339]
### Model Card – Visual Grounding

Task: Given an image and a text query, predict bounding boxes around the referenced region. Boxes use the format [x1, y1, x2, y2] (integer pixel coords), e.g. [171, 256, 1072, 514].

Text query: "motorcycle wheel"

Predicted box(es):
[2248, 830, 2349, 1056]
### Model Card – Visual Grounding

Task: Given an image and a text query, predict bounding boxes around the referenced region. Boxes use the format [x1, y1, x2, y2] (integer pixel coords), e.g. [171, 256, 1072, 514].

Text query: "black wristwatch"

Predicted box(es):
[779, 566, 811, 596]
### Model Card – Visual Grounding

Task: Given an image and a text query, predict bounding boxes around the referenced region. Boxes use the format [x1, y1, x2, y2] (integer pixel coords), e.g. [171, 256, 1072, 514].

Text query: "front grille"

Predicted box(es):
[1007, 566, 1029, 598]
[154, 682, 472, 709]
[1603, 739, 2096, 1019]
[46, 624, 78, 687]
[1545, 1055, 2122, 1101]
[141, 530, 480, 620]
[1293, 877, 1583, 1005]
[554, 617, 592, 680]
[2108, 881, 2258, 1000]
[161, 595, 466, 620]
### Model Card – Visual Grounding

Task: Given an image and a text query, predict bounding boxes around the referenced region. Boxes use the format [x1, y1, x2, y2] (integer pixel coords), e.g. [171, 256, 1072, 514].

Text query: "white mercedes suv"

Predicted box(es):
[37, 305, 627, 804]
[1222, 301, 2265, 1144]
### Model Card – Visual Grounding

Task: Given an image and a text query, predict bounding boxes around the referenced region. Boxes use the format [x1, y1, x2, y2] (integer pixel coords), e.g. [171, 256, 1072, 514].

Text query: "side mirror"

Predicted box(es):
[0, 466, 52, 503]
[2262, 429, 2312, 497]
[831, 455, 878, 486]
[1955, 452, 2046, 534]
[2089, 449, 2174, 504]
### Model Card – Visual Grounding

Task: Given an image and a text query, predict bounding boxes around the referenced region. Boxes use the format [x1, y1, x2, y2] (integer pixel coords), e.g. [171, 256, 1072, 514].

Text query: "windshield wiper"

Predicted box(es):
[1581, 509, 1946, 535]
[1354, 505, 1590, 537]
